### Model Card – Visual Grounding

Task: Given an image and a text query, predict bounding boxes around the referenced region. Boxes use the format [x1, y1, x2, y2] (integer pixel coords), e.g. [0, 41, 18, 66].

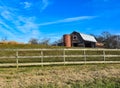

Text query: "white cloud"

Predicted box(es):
[0, 18, 19, 35]
[0, 4, 96, 42]
[1, 10, 11, 19]
[0, 1, 96, 43]
[17, 19, 39, 33]
[41, 0, 50, 11]
[20, 2, 32, 9]
[0, 15, 41, 42]
[20, 0, 50, 11]
[0, 26, 15, 38]
[39, 16, 96, 26]
[0, 4, 40, 41]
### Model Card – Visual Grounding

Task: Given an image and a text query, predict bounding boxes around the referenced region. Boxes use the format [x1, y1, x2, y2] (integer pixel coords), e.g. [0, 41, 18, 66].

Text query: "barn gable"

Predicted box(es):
[70, 31, 97, 47]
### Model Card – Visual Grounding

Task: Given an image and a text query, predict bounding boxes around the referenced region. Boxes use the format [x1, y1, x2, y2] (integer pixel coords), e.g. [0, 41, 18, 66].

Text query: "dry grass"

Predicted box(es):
[0, 64, 120, 88]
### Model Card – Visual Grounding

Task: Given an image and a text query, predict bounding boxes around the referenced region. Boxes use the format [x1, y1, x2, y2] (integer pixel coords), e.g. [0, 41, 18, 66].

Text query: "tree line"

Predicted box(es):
[95, 32, 120, 49]
[28, 38, 50, 45]
[1, 31, 120, 49]
[29, 31, 120, 49]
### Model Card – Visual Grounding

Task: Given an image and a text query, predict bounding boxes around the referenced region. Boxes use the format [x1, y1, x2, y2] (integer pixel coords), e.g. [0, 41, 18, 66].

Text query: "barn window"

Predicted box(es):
[73, 35, 77, 40]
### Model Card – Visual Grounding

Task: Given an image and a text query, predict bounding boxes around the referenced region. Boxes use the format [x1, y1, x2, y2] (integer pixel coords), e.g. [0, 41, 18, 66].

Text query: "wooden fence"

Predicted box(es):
[0, 49, 120, 68]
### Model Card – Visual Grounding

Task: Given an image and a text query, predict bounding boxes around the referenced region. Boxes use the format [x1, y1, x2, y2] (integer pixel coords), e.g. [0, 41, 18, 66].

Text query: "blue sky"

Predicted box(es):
[0, 0, 120, 43]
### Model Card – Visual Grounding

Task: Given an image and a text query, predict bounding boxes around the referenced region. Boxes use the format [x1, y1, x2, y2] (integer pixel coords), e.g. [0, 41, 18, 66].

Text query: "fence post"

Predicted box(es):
[41, 51, 43, 67]
[103, 50, 106, 63]
[63, 49, 66, 65]
[16, 50, 19, 69]
[84, 49, 86, 65]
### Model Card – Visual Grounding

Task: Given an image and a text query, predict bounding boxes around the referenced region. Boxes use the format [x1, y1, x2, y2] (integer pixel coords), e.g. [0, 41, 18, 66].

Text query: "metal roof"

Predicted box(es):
[79, 33, 97, 42]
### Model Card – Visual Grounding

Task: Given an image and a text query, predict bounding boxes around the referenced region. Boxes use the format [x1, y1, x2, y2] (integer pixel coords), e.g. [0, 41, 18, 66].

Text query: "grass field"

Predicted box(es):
[0, 45, 120, 88]
[0, 64, 120, 88]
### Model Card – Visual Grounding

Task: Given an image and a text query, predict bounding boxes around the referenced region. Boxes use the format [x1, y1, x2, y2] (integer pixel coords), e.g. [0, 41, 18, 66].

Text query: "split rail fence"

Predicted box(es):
[0, 49, 120, 68]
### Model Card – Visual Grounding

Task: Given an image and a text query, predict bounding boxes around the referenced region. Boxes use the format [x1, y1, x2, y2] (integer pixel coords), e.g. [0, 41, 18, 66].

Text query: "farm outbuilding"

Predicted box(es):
[63, 31, 97, 48]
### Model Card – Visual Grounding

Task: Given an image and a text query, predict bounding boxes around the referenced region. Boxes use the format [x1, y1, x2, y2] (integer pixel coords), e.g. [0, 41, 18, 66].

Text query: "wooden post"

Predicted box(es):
[63, 49, 66, 65]
[103, 50, 106, 63]
[16, 51, 19, 69]
[84, 50, 86, 65]
[41, 51, 43, 67]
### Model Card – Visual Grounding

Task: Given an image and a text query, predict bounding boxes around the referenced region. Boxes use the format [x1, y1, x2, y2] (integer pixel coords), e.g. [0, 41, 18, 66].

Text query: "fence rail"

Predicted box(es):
[0, 48, 120, 68]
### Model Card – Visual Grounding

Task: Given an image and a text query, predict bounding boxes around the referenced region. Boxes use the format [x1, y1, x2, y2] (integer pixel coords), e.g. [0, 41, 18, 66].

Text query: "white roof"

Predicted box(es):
[80, 33, 97, 42]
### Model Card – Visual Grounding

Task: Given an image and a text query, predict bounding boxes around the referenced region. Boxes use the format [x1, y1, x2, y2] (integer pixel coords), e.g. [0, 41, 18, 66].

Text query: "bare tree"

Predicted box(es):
[110, 35, 120, 48]
[96, 32, 120, 49]
[96, 36, 104, 43]
[117, 35, 120, 48]
[52, 38, 63, 46]
[28, 38, 39, 44]
[39, 38, 50, 45]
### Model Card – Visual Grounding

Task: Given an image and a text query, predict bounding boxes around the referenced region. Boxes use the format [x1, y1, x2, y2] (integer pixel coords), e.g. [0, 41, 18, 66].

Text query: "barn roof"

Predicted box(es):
[79, 33, 97, 42]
